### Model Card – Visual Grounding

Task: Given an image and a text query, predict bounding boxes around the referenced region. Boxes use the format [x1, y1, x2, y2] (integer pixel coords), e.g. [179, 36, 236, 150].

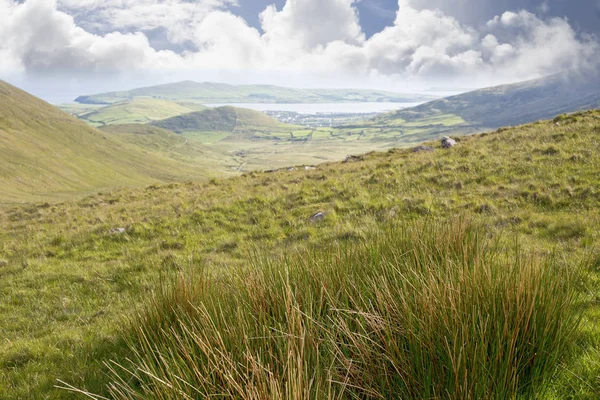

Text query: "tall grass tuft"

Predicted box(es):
[101, 219, 581, 399]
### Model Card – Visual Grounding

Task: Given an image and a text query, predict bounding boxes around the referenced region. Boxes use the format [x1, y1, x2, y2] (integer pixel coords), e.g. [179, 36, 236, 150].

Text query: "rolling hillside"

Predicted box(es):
[74, 81, 436, 105]
[0, 81, 222, 202]
[1, 110, 599, 398]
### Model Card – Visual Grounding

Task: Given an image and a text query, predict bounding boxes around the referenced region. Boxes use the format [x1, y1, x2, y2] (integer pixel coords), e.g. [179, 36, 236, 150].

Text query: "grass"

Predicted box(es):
[0, 110, 599, 398]
[85, 220, 582, 400]
[98, 124, 234, 172]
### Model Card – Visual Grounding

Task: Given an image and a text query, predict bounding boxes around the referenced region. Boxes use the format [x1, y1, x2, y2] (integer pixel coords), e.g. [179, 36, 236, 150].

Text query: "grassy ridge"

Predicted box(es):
[98, 220, 581, 399]
[0, 111, 599, 398]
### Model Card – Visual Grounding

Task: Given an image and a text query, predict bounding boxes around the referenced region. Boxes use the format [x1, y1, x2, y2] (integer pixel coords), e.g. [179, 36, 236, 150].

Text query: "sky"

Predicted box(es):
[1, 0, 599, 102]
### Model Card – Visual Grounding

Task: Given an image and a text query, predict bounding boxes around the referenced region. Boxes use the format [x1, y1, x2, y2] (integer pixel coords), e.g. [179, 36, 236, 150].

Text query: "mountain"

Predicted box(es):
[60, 98, 207, 127]
[378, 72, 600, 129]
[74, 81, 437, 105]
[0, 81, 221, 202]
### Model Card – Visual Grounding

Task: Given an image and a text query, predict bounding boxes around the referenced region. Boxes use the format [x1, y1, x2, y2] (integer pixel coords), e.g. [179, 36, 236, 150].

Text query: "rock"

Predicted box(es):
[287, 167, 298, 172]
[413, 145, 435, 153]
[441, 136, 457, 149]
[109, 227, 126, 235]
[304, 166, 316, 170]
[343, 155, 363, 163]
[309, 212, 325, 222]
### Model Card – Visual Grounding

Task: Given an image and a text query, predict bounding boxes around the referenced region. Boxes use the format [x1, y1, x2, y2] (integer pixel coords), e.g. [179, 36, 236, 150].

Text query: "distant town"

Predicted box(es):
[265, 110, 382, 127]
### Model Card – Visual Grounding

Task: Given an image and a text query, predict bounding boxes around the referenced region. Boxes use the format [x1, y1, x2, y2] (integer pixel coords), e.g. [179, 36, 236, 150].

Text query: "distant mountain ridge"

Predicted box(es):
[379, 72, 600, 129]
[75, 81, 436, 105]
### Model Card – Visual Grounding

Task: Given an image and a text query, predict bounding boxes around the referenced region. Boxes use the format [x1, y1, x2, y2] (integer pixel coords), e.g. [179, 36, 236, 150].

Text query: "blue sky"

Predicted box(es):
[230, 0, 600, 38]
[1, 0, 598, 101]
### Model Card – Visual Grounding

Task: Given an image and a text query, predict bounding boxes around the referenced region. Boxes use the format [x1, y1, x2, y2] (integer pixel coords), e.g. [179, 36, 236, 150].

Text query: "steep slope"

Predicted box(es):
[0, 81, 220, 202]
[75, 81, 436, 105]
[63, 98, 207, 127]
[380, 72, 600, 129]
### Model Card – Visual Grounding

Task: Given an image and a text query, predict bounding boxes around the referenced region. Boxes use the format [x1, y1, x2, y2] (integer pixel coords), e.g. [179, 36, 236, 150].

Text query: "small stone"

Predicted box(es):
[343, 155, 363, 163]
[309, 212, 325, 222]
[109, 228, 126, 235]
[441, 136, 457, 149]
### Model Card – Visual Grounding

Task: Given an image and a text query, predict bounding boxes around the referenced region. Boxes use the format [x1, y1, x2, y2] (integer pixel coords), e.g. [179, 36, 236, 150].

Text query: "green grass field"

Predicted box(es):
[1, 111, 599, 398]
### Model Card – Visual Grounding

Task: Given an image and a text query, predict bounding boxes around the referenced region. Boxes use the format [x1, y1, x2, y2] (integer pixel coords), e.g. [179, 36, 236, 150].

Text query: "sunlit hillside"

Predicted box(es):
[1, 111, 599, 398]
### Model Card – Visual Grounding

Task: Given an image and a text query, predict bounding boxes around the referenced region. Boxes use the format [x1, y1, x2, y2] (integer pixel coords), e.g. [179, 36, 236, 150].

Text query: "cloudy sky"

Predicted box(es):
[1, 0, 599, 102]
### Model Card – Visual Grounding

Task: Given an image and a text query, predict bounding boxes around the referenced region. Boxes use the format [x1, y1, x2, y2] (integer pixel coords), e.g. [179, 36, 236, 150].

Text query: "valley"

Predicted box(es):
[52, 73, 600, 183]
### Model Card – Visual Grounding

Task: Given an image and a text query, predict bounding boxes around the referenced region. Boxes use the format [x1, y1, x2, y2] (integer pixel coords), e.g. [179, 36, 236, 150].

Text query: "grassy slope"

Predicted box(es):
[98, 124, 234, 171]
[0, 111, 599, 398]
[61, 98, 207, 127]
[0, 81, 221, 203]
[74, 81, 436, 105]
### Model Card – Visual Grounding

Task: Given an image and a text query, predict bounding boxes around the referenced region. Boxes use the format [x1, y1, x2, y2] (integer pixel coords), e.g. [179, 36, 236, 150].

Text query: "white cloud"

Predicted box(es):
[0, 0, 182, 74]
[57, 0, 238, 44]
[0, 0, 597, 88]
[260, 0, 364, 50]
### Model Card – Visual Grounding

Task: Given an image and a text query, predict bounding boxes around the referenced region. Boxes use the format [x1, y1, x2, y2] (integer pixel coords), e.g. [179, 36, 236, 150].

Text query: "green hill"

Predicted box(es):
[60, 98, 207, 127]
[152, 105, 284, 133]
[74, 81, 436, 105]
[1, 110, 599, 398]
[0, 81, 221, 202]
